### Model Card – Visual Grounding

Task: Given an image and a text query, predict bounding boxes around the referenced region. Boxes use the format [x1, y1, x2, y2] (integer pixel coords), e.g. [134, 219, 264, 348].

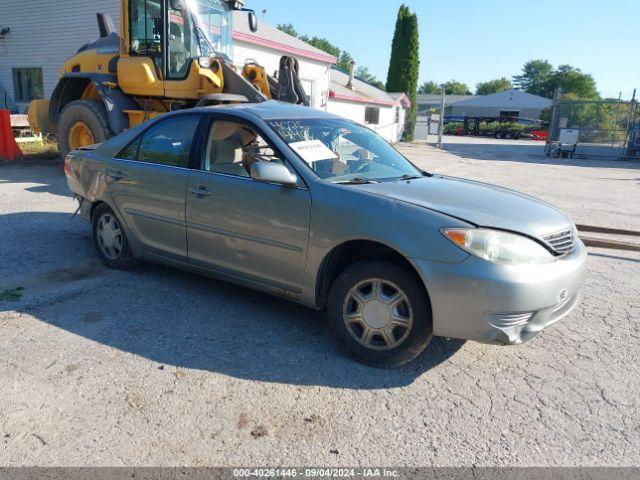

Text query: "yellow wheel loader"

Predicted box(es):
[28, 0, 309, 156]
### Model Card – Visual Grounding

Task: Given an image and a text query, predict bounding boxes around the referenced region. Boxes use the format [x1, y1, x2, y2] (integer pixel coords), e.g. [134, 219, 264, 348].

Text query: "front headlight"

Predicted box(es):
[443, 228, 554, 265]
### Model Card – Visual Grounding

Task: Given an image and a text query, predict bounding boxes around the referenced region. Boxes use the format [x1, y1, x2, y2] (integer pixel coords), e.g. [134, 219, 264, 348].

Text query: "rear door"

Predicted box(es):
[107, 114, 202, 261]
[185, 116, 311, 292]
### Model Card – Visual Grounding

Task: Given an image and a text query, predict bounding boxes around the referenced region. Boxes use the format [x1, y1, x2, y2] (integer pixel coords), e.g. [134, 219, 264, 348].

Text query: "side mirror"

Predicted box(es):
[250, 162, 298, 186]
[247, 10, 258, 33]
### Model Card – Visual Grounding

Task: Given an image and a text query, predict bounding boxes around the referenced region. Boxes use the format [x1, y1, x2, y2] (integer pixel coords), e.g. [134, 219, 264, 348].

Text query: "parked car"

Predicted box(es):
[65, 102, 587, 366]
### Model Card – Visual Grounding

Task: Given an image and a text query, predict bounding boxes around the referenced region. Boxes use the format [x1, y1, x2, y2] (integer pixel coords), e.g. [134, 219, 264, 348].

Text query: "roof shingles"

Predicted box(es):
[330, 69, 406, 107]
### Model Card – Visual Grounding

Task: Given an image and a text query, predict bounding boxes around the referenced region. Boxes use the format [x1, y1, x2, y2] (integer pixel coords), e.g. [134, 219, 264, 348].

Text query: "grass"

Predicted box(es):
[18, 138, 60, 160]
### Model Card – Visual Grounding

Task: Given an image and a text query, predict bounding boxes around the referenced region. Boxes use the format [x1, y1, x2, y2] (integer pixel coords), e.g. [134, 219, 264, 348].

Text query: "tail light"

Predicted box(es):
[64, 155, 71, 177]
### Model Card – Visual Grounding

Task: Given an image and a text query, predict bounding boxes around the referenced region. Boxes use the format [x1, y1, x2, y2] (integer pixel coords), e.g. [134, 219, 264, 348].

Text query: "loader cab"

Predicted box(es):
[127, 0, 234, 81]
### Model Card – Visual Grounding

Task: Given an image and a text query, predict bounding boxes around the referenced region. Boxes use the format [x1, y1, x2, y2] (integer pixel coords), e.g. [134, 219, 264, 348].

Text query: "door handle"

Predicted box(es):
[106, 169, 125, 181]
[188, 185, 213, 197]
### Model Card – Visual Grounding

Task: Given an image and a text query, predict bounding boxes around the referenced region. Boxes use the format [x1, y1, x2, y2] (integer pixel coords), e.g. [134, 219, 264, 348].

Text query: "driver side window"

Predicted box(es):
[202, 120, 291, 178]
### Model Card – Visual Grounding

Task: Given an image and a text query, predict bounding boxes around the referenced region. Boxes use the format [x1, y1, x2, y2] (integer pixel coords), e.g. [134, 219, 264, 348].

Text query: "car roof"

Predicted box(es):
[190, 100, 344, 121]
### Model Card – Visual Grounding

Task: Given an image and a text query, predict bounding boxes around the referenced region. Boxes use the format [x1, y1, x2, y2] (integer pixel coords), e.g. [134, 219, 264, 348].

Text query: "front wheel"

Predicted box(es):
[327, 260, 433, 367]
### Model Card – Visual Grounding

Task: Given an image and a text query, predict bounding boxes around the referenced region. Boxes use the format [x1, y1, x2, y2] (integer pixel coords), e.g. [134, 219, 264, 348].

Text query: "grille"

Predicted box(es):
[543, 227, 576, 255]
[486, 312, 533, 328]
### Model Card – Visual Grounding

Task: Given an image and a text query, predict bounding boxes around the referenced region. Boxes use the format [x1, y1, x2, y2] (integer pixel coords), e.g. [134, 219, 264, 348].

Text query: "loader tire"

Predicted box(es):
[57, 100, 111, 157]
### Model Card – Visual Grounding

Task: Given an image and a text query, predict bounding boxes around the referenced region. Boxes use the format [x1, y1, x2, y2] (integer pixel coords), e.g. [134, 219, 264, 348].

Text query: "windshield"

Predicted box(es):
[170, 0, 233, 60]
[267, 118, 423, 183]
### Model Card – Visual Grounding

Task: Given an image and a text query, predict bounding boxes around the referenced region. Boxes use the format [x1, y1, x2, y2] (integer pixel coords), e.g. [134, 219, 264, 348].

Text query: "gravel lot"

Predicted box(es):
[1, 138, 639, 467]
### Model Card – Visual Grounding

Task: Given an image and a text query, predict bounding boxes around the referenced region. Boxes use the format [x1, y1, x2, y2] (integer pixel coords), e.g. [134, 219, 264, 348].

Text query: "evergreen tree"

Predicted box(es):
[386, 5, 419, 141]
[276, 23, 298, 38]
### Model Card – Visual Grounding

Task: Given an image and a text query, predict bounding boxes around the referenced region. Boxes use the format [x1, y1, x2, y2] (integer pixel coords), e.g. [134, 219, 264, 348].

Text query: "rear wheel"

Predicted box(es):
[92, 204, 137, 270]
[57, 100, 111, 156]
[327, 260, 433, 367]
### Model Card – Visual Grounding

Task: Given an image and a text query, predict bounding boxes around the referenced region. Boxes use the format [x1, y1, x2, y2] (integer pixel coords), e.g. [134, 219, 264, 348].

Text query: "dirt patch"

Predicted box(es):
[250, 425, 268, 439]
[63, 364, 80, 375]
[125, 391, 146, 411]
[237, 413, 249, 429]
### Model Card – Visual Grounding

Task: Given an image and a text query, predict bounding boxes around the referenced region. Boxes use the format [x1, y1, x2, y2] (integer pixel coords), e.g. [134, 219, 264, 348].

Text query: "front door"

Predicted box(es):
[186, 118, 311, 292]
[107, 114, 201, 260]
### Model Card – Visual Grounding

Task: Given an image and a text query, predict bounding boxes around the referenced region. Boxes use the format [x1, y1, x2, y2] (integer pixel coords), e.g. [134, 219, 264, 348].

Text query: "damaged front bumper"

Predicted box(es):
[412, 240, 587, 345]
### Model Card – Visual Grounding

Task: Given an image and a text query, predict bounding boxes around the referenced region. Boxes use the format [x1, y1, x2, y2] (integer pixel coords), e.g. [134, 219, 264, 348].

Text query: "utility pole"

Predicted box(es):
[437, 87, 445, 149]
[624, 88, 637, 156]
[546, 87, 562, 156]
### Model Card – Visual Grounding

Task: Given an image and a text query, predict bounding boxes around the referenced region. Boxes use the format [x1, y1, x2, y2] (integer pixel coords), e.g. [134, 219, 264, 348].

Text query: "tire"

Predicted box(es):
[327, 260, 433, 367]
[495, 131, 504, 139]
[91, 203, 137, 270]
[57, 100, 111, 157]
[504, 131, 513, 140]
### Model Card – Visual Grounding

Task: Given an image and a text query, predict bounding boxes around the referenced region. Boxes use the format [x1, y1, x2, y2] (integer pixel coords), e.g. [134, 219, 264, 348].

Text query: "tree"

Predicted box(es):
[476, 77, 513, 95]
[276, 23, 298, 38]
[442, 80, 471, 95]
[386, 5, 420, 141]
[550, 65, 599, 99]
[298, 35, 341, 59]
[513, 59, 554, 97]
[356, 66, 385, 91]
[337, 51, 354, 72]
[514, 60, 599, 99]
[418, 81, 440, 94]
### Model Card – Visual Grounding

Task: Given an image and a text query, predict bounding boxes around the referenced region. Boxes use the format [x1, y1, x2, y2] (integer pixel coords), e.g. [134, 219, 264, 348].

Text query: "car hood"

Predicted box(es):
[355, 175, 572, 239]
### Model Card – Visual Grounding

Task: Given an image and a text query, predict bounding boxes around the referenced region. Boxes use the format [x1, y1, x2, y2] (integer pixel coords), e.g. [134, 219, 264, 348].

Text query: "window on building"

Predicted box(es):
[500, 110, 519, 118]
[365, 106, 380, 125]
[395, 106, 401, 123]
[12, 68, 43, 102]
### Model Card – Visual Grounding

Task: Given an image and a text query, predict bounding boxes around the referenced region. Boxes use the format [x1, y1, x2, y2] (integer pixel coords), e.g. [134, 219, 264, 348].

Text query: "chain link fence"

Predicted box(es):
[546, 92, 639, 159]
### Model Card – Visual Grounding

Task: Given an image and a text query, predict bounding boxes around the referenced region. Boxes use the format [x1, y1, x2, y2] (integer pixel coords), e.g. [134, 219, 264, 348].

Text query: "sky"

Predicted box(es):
[244, 0, 638, 99]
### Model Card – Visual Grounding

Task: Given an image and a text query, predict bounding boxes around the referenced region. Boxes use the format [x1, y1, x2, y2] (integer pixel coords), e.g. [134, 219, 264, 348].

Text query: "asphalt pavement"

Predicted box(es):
[1, 140, 639, 466]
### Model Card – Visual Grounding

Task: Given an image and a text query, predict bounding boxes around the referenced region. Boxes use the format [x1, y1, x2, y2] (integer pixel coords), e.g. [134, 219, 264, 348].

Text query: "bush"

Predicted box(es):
[480, 121, 525, 134]
[443, 122, 463, 134]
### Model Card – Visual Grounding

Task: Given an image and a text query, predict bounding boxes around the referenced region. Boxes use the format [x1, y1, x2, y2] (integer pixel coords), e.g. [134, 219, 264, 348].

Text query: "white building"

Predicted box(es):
[0, 0, 121, 112]
[328, 69, 410, 143]
[0, 1, 406, 139]
[230, 11, 334, 111]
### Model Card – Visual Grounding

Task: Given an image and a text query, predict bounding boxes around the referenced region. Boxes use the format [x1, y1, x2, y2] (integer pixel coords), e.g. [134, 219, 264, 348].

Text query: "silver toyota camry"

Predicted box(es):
[65, 101, 587, 366]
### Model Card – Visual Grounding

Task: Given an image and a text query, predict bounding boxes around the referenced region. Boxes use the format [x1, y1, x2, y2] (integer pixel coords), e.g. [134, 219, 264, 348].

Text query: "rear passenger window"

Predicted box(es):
[135, 116, 200, 167]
